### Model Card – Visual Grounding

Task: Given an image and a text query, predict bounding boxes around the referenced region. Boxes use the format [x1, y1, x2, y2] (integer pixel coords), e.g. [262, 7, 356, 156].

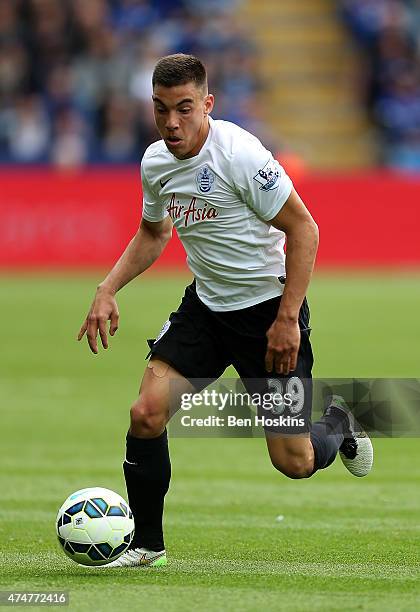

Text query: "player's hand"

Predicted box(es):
[77, 288, 119, 354]
[265, 318, 300, 375]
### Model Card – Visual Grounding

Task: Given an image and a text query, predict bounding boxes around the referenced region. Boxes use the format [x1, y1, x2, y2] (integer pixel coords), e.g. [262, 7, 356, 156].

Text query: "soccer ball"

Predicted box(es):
[56, 487, 134, 566]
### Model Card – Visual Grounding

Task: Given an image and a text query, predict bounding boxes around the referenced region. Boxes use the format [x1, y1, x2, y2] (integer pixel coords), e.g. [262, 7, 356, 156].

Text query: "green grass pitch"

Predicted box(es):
[1, 272, 419, 611]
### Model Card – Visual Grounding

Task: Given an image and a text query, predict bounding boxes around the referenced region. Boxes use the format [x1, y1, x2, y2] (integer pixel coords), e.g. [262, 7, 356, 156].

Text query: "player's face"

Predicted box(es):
[152, 82, 214, 159]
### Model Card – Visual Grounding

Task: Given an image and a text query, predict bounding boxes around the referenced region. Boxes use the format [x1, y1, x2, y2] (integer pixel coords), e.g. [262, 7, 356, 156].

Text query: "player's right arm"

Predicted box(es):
[77, 216, 173, 354]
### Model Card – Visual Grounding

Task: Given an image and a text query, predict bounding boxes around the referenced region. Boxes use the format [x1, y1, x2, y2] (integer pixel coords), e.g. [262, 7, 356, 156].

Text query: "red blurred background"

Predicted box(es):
[1, 166, 419, 269]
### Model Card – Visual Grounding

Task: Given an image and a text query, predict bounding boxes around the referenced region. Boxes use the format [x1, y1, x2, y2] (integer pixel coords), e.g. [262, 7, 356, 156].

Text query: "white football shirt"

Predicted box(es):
[141, 117, 293, 311]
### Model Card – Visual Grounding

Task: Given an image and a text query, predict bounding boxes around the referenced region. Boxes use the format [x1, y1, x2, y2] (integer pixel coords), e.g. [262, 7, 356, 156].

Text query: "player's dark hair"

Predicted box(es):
[152, 54, 207, 91]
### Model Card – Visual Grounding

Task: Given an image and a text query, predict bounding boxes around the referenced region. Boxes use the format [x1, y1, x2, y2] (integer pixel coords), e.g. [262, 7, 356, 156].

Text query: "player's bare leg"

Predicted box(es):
[265, 434, 314, 479]
[130, 358, 193, 438]
[105, 357, 194, 568]
[265, 395, 373, 480]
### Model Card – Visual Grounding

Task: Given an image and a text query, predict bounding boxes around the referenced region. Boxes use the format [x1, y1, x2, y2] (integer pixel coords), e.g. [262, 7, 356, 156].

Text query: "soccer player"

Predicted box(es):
[78, 54, 373, 568]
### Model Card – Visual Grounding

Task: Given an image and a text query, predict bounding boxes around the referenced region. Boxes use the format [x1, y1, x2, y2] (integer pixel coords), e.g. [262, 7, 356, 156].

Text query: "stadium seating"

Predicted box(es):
[240, 0, 376, 169]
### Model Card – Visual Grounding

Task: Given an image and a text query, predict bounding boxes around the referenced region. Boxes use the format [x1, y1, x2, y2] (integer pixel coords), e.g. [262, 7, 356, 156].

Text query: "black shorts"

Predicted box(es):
[148, 280, 314, 434]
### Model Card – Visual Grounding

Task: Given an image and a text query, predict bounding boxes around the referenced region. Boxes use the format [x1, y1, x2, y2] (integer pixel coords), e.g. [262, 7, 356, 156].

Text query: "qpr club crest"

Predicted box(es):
[253, 159, 280, 191]
[196, 164, 215, 193]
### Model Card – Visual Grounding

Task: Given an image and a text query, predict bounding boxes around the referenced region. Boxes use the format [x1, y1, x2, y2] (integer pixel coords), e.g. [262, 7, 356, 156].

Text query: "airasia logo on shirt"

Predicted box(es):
[167, 194, 218, 227]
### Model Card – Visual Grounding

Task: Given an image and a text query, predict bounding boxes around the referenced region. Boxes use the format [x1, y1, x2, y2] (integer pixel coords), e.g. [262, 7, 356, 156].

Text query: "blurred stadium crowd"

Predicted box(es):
[341, 0, 420, 170]
[0, 0, 419, 170]
[0, 0, 258, 167]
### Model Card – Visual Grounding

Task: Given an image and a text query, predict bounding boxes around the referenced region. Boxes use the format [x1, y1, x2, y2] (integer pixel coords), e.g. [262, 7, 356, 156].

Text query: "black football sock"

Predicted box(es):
[310, 410, 346, 472]
[123, 429, 171, 552]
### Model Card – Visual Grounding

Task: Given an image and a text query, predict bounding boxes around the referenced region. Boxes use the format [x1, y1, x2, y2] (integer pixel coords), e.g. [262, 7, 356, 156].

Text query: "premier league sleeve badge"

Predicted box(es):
[253, 159, 280, 191]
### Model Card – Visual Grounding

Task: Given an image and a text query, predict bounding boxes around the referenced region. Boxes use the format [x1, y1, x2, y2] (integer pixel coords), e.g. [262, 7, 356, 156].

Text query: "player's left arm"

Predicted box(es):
[266, 188, 319, 374]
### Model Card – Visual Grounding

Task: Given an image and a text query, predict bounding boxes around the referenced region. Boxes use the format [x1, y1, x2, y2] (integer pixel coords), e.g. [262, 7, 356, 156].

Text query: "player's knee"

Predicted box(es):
[271, 453, 314, 479]
[130, 396, 166, 436]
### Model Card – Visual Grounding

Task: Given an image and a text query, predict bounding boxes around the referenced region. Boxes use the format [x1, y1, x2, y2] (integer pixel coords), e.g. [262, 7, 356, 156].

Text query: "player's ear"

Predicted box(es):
[204, 94, 214, 115]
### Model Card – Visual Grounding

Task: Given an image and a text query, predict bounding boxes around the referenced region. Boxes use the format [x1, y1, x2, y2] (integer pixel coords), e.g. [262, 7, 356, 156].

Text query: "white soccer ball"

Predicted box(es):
[56, 487, 134, 566]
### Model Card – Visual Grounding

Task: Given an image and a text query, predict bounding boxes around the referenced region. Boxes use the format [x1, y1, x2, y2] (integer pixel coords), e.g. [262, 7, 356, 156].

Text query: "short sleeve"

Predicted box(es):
[231, 137, 293, 221]
[141, 162, 168, 222]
